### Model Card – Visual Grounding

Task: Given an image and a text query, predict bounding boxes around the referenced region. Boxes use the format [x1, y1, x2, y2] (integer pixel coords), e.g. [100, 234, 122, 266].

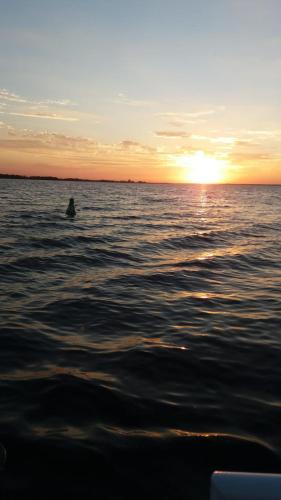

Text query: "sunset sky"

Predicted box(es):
[1, 0, 281, 183]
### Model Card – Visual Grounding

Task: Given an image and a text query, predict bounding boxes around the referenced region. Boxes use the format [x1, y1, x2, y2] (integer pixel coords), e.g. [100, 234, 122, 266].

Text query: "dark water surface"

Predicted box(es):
[0, 179, 281, 499]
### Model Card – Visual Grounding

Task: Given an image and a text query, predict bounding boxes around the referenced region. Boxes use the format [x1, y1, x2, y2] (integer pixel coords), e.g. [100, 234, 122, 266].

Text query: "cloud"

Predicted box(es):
[0, 88, 79, 123]
[0, 110, 78, 121]
[26, 131, 94, 148]
[112, 93, 155, 107]
[230, 152, 272, 162]
[7, 126, 17, 135]
[167, 119, 200, 126]
[0, 121, 18, 135]
[0, 130, 153, 155]
[156, 112, 201, 125]
[187, 134, 238, 145]
[157, 109, 219, 119]
[185, 110, 216, 118]
[0, 139, 44, 149]
[0, 130, 96, 152]
[36, 99, 76, 106]
[0, 88, 76, 107]
[119, 140, 140, 148]
[0, 129, 160, 174]
[235, 140, 258, 147]
[242, 129, 281, 139]
[0, 89, 27, 103]
[154, 130, 189, 138]
[119, 140, 155, 153]
[190, 134, 211, 141]
[211, 136, 237, 144]
[156, 107, 225, 126]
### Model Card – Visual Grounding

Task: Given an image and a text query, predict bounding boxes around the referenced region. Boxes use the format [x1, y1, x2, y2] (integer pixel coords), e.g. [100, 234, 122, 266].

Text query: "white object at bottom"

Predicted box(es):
[210, 471, 281, 500]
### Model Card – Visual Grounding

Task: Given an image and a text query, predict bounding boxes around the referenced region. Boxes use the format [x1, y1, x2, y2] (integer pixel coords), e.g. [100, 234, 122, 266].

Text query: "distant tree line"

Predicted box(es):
[0, 173, 146, 183]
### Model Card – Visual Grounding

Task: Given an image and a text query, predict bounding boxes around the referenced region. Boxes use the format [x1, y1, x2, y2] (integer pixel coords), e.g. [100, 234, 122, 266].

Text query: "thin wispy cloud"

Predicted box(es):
[185, 110, 216, 118]
[36, 99, 77, 106]
[0, 89, 27, 103]
[0, 88, 76, 107]
[154, 130, 189, 138]
[190, 134, 211, 141]
[211, 136, 237, 144]
[119, 140, 140, 148]
[0, 139, 45, 150]
[167, 119, 202, 126]
[112, 93, 156, 107]
[235, 140, 259, 147]
[0, 110, 79, 121]
[119, 140, 155, 153]
[0, 129, 155, 156]
[230, 152, 272, 162]
[156, 107, 225, 128]
[0, 130, 95, 149]
[243, 129, 281, 139]
[0, 88, 80, 124]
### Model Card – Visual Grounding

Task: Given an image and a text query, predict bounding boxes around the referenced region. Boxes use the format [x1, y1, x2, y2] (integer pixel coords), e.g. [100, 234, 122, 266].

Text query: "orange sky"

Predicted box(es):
[1, 126, 281, 184]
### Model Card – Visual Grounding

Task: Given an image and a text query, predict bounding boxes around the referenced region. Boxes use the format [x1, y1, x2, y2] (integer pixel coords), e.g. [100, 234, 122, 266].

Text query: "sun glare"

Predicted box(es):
[175, 151, 227, 184]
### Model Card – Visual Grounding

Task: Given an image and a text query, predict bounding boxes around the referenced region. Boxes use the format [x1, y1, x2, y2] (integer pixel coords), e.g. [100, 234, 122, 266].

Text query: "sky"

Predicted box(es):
[1, 0, 281, 183]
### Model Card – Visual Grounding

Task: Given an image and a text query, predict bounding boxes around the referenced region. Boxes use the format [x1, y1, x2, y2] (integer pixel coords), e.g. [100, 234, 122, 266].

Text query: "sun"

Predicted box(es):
[174, 151, 227, 183]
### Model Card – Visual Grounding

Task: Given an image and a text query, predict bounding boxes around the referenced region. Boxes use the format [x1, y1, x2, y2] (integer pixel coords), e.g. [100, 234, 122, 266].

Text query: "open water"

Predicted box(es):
[0, 179, 281, 499]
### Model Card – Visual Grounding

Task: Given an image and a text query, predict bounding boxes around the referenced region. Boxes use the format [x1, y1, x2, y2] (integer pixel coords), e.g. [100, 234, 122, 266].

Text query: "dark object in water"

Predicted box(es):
[66, 197, 76, 217]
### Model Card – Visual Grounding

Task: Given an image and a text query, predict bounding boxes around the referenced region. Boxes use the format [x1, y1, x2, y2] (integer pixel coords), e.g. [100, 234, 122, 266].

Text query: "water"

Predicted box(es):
[0, 179, 281, 499]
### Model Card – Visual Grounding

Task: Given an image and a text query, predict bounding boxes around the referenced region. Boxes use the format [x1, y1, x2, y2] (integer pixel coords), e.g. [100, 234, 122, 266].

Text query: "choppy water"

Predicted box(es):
[0, 179, 281, 499]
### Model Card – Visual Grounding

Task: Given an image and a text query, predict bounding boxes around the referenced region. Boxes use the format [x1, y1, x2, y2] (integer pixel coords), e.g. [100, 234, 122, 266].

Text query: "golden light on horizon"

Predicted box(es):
[174, 151, 228, 184]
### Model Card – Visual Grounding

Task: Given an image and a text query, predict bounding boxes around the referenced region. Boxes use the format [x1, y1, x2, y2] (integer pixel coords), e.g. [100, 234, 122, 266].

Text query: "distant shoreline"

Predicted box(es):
[0, 173, 146, 184]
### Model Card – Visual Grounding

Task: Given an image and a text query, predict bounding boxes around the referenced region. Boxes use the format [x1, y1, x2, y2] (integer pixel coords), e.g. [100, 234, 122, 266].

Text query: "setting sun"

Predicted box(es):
[174, 151, 227, 184]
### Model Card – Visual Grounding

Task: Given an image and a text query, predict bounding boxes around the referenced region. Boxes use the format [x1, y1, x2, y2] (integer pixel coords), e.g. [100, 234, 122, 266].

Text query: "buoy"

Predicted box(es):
[66, 197, 76, 217]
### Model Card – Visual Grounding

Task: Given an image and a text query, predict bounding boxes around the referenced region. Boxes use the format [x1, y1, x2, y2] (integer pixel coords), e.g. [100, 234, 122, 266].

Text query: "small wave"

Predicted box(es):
[3, 248, 140, 273]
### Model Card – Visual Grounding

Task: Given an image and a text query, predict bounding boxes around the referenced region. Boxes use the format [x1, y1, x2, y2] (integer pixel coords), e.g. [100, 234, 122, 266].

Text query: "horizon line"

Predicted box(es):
[0, 172, 281, 186]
